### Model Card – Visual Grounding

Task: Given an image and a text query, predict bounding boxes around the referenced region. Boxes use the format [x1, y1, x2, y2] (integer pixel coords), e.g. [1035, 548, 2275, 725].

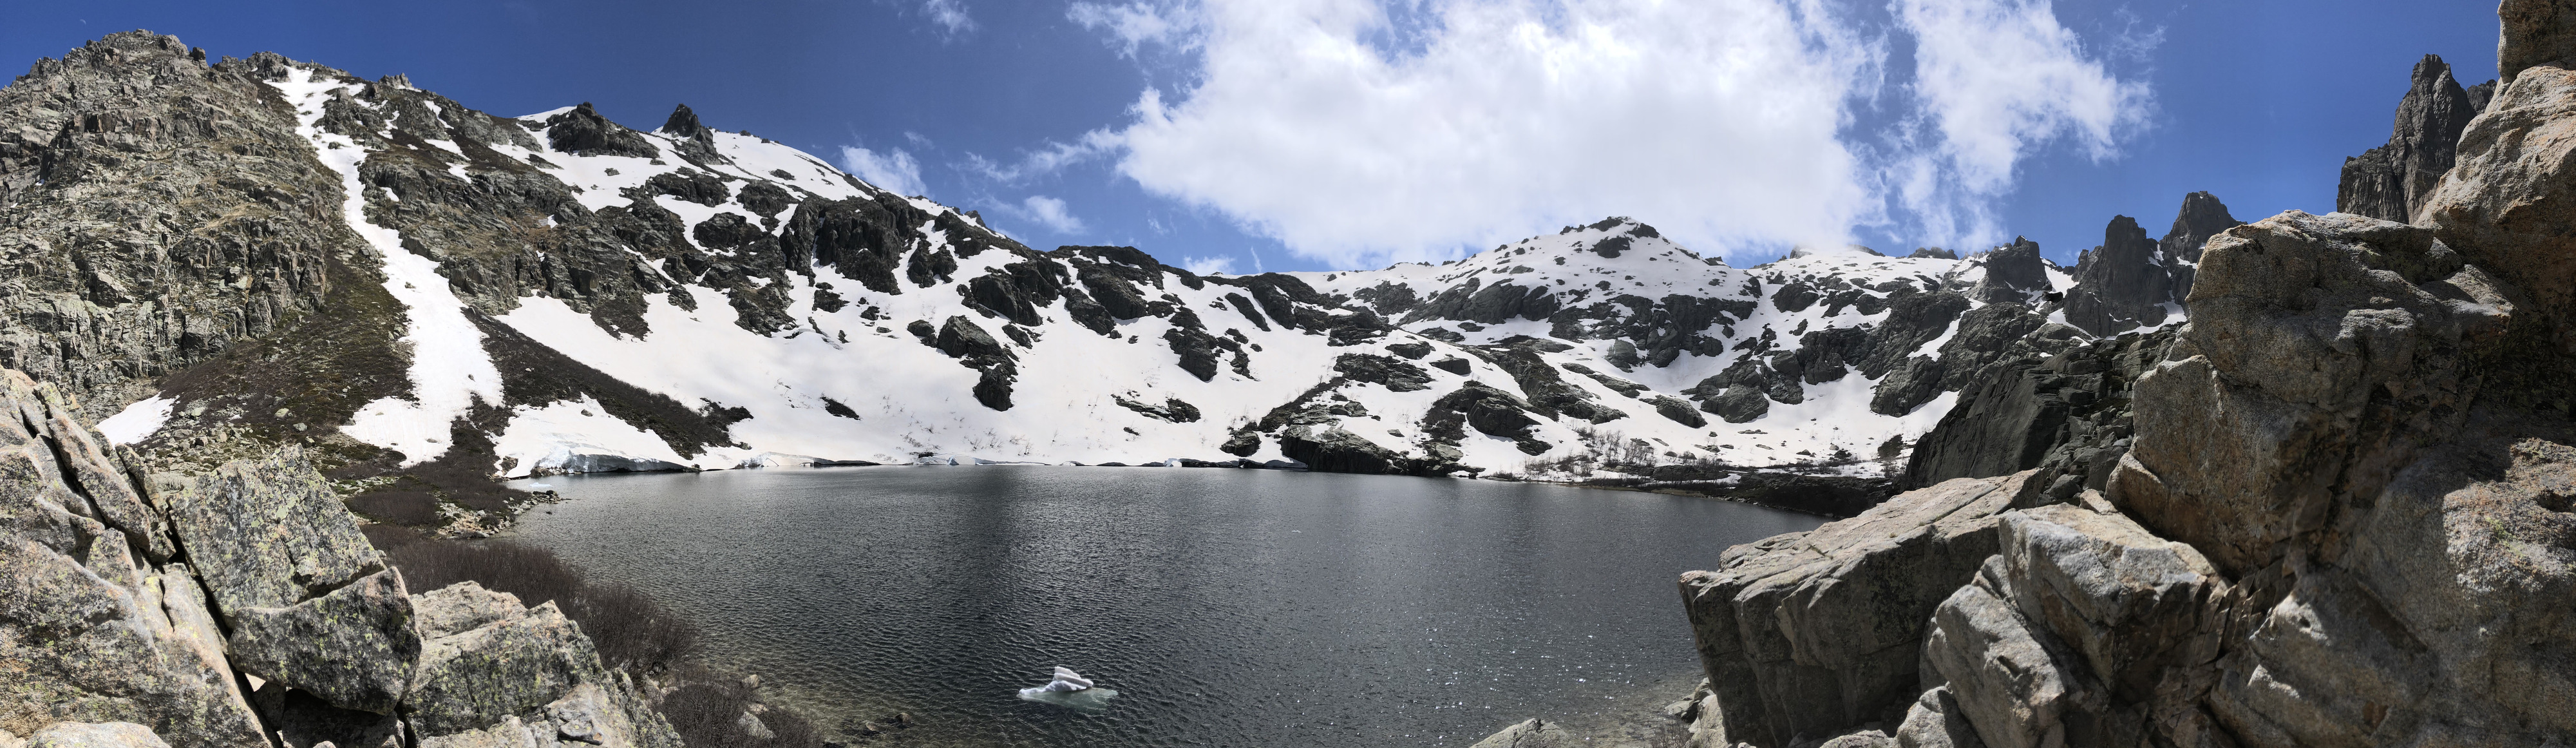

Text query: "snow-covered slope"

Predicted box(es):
[91, 60, 2100, 488]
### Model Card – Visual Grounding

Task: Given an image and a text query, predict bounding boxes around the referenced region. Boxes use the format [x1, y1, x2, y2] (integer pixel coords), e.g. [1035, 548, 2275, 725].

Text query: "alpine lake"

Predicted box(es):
[506, 466, 1824, 747]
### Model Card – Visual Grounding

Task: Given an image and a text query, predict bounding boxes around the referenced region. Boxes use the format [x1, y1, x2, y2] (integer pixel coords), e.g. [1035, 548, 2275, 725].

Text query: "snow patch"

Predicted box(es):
[97, 396, 175, 446]
[270, 68, 503, 465]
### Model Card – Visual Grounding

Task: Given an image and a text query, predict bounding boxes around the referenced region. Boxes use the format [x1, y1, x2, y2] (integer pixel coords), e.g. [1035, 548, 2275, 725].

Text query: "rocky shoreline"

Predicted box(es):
[1477, 6, 2576, 745]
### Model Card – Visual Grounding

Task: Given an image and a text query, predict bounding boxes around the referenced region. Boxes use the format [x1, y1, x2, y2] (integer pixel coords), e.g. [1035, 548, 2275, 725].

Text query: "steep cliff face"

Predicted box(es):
[0, 365, 676, 748]
[2338, 54, 2488, 224]
[2058, 193, 2240, 337]
[1674, 8, 2576, 747]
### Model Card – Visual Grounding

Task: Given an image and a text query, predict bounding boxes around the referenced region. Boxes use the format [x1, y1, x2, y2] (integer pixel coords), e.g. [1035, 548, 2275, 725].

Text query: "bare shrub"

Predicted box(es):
[346, 490, 439, 525]
[375, 534, 696, 673]
[657, 664, 824, 748]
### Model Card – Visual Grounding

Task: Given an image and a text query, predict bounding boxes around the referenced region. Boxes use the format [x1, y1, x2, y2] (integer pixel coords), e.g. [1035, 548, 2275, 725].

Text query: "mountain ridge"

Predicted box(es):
[3, 30, 2230, 532]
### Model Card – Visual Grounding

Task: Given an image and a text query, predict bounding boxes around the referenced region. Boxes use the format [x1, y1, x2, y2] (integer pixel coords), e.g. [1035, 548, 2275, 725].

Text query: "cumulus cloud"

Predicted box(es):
[1074, 0, 2150, 267]
[1002, 195, 1088, 235]
[1891, 0, 2154, 242]
[838, 145, 929, 197]
[1180, 255, 1237, 274]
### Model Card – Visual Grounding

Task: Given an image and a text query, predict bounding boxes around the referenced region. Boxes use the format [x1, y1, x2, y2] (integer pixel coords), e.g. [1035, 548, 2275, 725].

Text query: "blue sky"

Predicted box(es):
[0, 1, 2503, 272]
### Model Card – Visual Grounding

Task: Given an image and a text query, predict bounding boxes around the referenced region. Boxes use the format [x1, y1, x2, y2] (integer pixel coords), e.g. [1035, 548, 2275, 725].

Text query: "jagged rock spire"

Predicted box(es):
[2337, 54, 2486, 224]
[658, 102, 728, 164]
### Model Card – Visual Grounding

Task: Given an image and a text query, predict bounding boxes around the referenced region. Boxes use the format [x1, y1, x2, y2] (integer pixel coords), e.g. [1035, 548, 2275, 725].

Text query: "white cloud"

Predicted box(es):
[1004, 195, 1088, 235]
[1076, 0, 2149, 267]
[1180, 255, 1237, 274]
[1892, 0, 2154, 244]
[1071, 1, 1197, 55]
[922, 0, 974, 34]
[838, 145, 929, 197]
[967, 129, 1122, 184]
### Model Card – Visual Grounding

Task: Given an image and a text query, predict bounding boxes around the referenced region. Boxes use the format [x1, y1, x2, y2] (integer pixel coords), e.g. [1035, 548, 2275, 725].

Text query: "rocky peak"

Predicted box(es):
[1960, 237, 2050, 304]
[2061, 215, 2164, 336]
[2337, 54, 2485, 223]
[657, 102, 726, 164]
[541, 102, 659, 158]
[2160, 190, 2240, 264]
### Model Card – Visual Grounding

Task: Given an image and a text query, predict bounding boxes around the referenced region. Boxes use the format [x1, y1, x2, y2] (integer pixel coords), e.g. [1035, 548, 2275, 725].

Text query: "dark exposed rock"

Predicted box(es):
[1961, 238, 2049, 305]
[1222, 292, 1272, 331]
[1430, 381, 1542, 440]
[2338, 55, 2483, 223]
[1162, 327, 1240, 381]
[1468, 337, 1625, 423]
[1350, 282, 1421, 315]
[1858, 292, 1971, 379]
[2060, 216, 2170, 336]
[1644, 395, 1706, 427]
[1642, 465, 1891, 517]
[1704, 385, 1770, 423]
[1061, 289, 1118, 336]
[1408, 278, 1558, 325]
[735, 181, 793, 217]
[635, 169, 728, 206]
[541, 103, 658, 159]
[1909, 247, 1958, 260]
[1333, 354, 1433, 392]
[933, 316, 1016, 410]
[2161, 191, 2241, 267]
[1079, 266, 1155, 320]
[0, 33, 377, 425]
[1902, 327, 2176, 498]
[1277, 427, 1408, 475]
[654, 103, 726, 164]
[1112, 394, 1201, 423]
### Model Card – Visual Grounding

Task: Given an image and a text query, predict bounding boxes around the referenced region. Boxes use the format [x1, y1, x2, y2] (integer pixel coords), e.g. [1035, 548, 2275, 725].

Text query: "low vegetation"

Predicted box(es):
[363, 527, 827, 747]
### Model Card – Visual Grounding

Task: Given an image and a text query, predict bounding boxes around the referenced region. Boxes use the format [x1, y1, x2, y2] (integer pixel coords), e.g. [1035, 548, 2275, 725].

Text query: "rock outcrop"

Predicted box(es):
[0, 369, 266, 746]
[0, 360, 676, 747]
[1900, 327, 2177, 501]
[1678, 7, 2576, 746]
[2338, 54, 2487, 224]
[1678, 473, 2034, 746]
[406, 585, 677, 747]
[2059, 193, 2240, 336]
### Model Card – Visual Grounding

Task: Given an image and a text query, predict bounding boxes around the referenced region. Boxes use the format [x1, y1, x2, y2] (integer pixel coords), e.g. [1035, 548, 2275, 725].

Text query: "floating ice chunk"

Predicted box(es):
[1038, 666, 1092, 691]
[1018, 666, 1117, 709]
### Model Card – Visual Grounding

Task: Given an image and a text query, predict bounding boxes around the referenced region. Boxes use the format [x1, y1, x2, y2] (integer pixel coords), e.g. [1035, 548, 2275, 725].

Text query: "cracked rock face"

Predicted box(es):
[0, 369, 266, 747]
[161, 446, 422, 713]
[403, 591, 678, 747]
[1677, 472, 2033, 747]
[2338, 54, 2486, 224]
[1682, 10, 2576, 747]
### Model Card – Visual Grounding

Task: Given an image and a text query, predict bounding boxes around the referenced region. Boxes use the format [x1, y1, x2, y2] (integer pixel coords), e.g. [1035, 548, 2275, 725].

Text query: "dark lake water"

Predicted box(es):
[506, 466, 1823, 747]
